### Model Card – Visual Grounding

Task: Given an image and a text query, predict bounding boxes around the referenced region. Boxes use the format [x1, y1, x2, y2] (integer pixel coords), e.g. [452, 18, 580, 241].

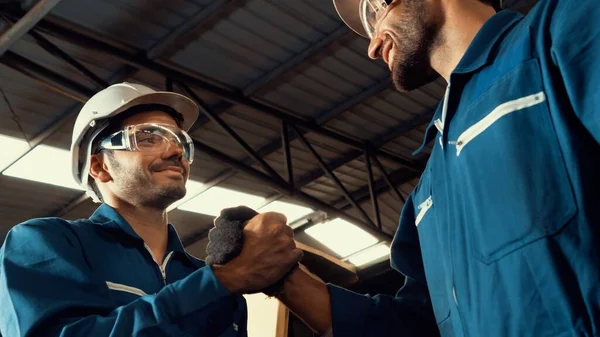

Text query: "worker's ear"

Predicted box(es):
[89, 153, 112, 183]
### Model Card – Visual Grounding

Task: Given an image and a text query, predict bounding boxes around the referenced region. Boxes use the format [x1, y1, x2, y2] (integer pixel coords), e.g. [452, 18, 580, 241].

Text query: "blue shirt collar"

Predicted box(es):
[453, 10, 523, 74]
[413, 10, 523, 155]
[89, 203, 188, 255]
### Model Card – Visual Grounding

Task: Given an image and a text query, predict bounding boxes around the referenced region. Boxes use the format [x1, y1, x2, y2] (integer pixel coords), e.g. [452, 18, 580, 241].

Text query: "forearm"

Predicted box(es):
[277, 266, 332, 335]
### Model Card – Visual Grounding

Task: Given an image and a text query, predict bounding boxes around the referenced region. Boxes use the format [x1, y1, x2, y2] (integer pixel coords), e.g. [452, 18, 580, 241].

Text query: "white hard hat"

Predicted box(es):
[333, 0, 368, 38]
[70, 82, 199, 203]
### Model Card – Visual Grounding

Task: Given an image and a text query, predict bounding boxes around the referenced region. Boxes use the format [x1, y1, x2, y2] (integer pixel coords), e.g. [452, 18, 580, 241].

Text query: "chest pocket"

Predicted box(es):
[449, 58, 577, 264]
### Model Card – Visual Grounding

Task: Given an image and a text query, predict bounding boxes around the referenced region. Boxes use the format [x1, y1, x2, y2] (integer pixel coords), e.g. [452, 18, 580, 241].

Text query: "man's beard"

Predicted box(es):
[110, 157, 186, 210]
[389, 0, 443, 92]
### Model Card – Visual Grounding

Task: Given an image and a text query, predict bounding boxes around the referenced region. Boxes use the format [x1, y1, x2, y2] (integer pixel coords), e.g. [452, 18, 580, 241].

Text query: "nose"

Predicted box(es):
[163, 141, 184, 161]
[368, 36, 384, 60]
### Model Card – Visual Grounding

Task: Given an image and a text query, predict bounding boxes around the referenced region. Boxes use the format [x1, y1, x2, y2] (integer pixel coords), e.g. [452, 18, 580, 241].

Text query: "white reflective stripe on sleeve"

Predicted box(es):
[106, 281, 147, 297]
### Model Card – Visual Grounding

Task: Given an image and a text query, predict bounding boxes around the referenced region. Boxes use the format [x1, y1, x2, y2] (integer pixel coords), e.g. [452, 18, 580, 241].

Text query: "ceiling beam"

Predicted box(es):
[146, 0, 236, 60]
[0, 50, 94, 102]
[0, 0, 62, 56]
[335, 160, 429, 211]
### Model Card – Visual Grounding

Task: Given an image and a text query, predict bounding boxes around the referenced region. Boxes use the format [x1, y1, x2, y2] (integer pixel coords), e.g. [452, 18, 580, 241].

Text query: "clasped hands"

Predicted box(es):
[206, 206, 303, 297]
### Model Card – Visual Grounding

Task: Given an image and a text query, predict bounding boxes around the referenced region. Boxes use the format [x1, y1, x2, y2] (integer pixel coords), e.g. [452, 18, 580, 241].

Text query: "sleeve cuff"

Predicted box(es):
[172, 265, 231, 316]
[327, 283, 374, 337]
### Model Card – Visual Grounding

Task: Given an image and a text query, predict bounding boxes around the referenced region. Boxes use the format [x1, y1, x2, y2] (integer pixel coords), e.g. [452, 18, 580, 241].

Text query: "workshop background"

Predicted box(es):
[0, 0, 538, 335]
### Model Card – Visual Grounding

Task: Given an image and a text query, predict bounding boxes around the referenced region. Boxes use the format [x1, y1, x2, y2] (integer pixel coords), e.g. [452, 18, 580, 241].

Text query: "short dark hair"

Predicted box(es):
[88, 104, 185, 203]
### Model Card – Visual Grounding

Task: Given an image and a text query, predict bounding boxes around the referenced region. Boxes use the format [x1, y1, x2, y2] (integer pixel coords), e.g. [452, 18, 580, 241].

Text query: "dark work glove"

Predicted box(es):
[205, 206, 297, 296]
[205, 206, 257, 266]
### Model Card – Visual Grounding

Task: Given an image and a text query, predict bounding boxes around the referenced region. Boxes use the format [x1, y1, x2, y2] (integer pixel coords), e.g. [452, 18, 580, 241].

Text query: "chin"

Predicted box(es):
[144, 185, 187, 210]
[391, 61, 439, 92]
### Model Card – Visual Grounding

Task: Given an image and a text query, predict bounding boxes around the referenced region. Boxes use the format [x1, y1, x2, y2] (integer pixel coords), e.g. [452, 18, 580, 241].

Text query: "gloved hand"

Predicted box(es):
[205, 206, 299, 296]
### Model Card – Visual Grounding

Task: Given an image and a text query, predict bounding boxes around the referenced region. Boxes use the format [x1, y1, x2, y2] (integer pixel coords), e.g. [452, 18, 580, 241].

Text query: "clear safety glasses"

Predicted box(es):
[359, 0, 392, 39]
[98, 123, 194, 163]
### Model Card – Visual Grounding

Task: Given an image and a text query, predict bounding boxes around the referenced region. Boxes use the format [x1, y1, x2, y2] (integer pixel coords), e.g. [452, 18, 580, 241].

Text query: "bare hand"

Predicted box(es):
[212, 212, 303, 295]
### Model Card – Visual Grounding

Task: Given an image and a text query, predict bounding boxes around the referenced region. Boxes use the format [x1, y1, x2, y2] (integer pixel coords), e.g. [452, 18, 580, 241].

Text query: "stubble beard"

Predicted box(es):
[389, 0, 444, 92]
[111, 158, 186, 210]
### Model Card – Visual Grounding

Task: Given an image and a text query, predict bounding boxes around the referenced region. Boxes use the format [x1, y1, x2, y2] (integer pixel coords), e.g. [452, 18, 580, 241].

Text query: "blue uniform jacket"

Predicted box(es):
[328, 1, 600, 336]
[0, 204, 248, 337]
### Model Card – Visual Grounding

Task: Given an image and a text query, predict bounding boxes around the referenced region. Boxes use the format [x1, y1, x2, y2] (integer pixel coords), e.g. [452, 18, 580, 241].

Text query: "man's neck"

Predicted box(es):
[108, 199, 169, 265]
[430, 1, 496, 81]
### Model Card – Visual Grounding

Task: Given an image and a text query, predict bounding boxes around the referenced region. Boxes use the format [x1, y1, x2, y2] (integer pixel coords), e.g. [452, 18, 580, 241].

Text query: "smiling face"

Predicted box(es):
[367, 0, 444, 91]
[90, 110, 191, 209]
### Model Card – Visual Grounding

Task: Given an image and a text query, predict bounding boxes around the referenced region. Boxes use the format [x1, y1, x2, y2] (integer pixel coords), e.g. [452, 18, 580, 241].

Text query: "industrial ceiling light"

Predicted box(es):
[347, 243, 390, 267]
[177, 186, 266, 216]
[0, 134, 29, 172]
[2, 139, 208, 199]
[305, 218, 379, 258]
[3, 144, 85, 190]
[258, 200, 314, 224]
[166, 180, 205, 212]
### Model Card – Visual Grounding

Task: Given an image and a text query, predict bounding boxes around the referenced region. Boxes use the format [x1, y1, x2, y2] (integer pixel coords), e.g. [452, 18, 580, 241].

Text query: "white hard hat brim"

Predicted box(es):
[333, 0, 369, 38]
[117, 91, 199, 131]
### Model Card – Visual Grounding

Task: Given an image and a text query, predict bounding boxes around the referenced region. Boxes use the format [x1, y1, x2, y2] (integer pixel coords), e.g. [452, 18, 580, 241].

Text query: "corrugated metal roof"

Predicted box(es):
[0, 64, 75, 139]
[51, 0, 212, 50]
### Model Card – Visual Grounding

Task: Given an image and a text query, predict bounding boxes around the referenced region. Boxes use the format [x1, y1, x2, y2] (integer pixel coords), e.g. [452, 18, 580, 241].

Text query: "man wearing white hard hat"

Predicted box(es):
[0, 82, 301, 336]
[259, 0, 600, 337]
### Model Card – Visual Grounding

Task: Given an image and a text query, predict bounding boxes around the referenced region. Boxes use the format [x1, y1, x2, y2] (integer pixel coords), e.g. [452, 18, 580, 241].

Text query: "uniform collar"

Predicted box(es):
[89, 203, 187, 254]
[413, 10, 523, 155]
[413, 104, 443, 155]
[453, 10, 523, 74]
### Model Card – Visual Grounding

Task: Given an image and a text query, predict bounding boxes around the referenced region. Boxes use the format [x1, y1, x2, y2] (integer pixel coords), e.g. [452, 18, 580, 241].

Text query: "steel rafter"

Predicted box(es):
[0, 0, 62, 56]
[371, 153, 407, 203]
[336, 162, 426, 212]
[292, 124, 376, 228]
[0, 50, 94, 102]
[179, 82, 287, 185]
[335, 162, 428, 211]
[281, 121, 294, 188]
[364, 149, 382, 231]
[181, 110, 433, 246]
[26, 29, 109, 87]
[145, 0, 237, 60]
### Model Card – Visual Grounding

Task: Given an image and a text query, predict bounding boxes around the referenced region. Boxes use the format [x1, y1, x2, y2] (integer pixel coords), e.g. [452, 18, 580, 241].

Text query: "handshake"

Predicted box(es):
[206, 206, 304, 297]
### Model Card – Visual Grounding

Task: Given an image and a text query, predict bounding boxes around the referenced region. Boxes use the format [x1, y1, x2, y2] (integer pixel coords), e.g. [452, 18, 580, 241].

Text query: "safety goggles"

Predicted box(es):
[98, 123, 194, 163]
[359, 0, 392, 39]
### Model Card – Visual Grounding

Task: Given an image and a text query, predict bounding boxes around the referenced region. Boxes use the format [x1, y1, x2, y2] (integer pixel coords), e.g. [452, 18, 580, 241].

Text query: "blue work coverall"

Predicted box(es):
[328, 1, 600, 336]
[0, 204, 248, 336]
